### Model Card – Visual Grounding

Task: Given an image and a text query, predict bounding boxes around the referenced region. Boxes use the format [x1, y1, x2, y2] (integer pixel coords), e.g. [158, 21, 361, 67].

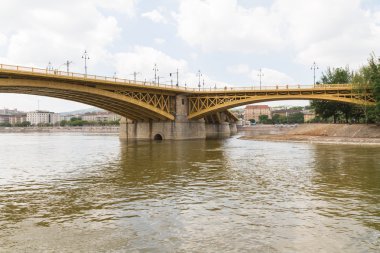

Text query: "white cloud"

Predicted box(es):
[142, 9, 167, 23]
[227, 64, 295, 87]
[176, 0, 284, 53]
[0, 0, 135, 112]
[95, 0, 136, 15]
[114, 46, 227, 88]
[154, 38, 165, 44]
[227, 64, 250, 75]
[176, 0, 380, 67]
[0, 0, 132, 69]
[0, 33, 7, 46]
[249, 68, 295, 87]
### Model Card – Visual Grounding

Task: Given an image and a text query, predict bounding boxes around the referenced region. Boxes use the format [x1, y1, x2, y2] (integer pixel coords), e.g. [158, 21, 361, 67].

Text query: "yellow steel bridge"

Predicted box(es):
[0, 64, 375, 121]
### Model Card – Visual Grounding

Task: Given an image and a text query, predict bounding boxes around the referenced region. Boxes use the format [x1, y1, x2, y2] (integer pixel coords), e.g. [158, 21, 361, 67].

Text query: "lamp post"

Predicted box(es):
[131, 71, 141, 82]
[257, 68, 264, 90]
[311, 61, 319, 86]
[63, 60, 72, 72]
[197, 70, 202, 91]
[153, 64, 159, 83]
[169, 69, 179, 87]
[47, 62, 53, 71]
[82, 50, 89, 75]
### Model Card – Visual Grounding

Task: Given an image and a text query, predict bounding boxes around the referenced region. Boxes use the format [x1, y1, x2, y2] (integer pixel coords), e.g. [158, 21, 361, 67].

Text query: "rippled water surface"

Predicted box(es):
[0, 133, 379, 252]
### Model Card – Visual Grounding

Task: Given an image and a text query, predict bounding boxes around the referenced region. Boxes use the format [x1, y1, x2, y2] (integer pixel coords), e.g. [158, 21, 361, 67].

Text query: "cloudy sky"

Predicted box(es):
[0, 0, 379, 112]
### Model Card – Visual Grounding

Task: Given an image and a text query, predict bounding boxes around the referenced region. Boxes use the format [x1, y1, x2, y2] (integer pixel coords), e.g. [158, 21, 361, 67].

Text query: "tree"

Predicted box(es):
[259, 115, 269, 123]
[351, 54, 380, 123]
[366, 54, 380, 122]
[311, 66, 355, 123]
[288, 112, 304, 124]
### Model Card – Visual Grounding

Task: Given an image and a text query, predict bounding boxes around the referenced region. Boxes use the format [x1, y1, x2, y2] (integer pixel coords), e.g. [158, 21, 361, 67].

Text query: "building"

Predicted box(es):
[0, 108, 28, 125]
[303, 110, 316, 122]
[0, 108, 20, 115]
[244, 105, 271, 122]
[0, 114, 10, 124]
[9, 114, 27, 125]
[27, 111, 60, 125]
[81, 112, 121, 122]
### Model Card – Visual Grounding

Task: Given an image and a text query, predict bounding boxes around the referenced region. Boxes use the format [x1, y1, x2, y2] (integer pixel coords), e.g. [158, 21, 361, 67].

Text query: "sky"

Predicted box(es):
[0, 0, 380, 112]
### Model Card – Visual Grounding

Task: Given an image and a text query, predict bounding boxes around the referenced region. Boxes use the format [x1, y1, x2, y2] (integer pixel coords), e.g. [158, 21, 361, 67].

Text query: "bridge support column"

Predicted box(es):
[119, 95, 206, 140]
[206, 122, 231, 138]
[230, 122, 237, 134]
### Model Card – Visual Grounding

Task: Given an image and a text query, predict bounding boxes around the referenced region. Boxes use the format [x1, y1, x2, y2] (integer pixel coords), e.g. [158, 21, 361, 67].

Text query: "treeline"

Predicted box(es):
[311, 54, 380, 123]
[59, 117, 120, 126]
[0, 121, 31, 127]
[0, 118, 120, 127]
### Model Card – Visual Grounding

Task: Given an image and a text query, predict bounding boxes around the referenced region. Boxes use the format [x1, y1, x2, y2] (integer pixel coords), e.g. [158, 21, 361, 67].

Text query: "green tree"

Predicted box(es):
[311, 66, 355, 123]
[258, 115, 268, 123]
[288, 112, 304, 124]
[366, 54, 380, 122]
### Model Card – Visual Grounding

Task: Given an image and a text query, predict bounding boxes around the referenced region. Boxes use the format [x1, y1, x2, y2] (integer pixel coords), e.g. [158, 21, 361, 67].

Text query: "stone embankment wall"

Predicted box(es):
[0, 126, 119, 133]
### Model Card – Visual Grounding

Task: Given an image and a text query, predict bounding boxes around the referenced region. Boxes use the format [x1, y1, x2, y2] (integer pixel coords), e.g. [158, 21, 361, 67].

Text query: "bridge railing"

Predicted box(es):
[0, 63, 189, 90]
[185, 83, 353, 92]
[0, 63, 353, 92]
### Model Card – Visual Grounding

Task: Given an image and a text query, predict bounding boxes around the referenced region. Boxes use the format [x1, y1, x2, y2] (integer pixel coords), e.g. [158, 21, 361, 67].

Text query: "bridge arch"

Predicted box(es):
[188, 94, 373, 120]
[0, 78, 175, 121]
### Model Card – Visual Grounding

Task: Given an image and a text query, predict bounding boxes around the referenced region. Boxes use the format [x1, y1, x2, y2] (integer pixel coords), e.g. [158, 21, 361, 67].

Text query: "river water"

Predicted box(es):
[0, 133, 379, 252]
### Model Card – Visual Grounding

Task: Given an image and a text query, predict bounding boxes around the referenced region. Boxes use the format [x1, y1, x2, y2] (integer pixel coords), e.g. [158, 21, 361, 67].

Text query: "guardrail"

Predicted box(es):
[0, 63, 353, 92]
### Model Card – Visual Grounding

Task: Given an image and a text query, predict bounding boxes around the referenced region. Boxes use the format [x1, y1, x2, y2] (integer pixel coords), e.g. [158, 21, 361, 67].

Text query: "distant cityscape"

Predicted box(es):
[0, 105, 316, 127]
[0, 108, 121, 127]
[231, 105, 315, 125]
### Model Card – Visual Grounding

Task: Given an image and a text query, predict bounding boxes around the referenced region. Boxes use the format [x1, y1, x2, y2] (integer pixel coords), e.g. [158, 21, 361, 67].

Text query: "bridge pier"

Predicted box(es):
[120, 95, 237, 140]
[120, 94, 206, 140]
[119, 94, 238, 140]
[119, 118, 206, 140]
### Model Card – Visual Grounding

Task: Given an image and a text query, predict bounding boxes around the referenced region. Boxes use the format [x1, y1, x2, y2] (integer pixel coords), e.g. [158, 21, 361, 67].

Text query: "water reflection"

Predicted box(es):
[311, 145, 380, 232]
[0, 133, 379, 252]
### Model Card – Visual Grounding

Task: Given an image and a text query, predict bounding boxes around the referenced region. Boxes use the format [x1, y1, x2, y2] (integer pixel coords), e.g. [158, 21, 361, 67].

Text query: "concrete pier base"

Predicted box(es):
[120, 118, 237, 140]
[120, 118, 206, 140]
[206, 122, 231, 138]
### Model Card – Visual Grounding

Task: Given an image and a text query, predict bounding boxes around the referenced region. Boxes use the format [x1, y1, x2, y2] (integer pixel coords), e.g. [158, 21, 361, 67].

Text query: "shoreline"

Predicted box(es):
[238, 124, 380, 146]
[0, 126, 120, 134]
[239, 135, 380, 146]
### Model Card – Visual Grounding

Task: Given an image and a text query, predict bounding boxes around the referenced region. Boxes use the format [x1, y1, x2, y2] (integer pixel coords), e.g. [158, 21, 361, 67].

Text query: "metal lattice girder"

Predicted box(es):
[187, 86, 375, 120]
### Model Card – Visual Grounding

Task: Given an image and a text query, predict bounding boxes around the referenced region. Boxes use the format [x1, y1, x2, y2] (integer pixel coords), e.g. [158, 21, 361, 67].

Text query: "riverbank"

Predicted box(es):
[239, 124, 380, 145]
[0, 126, 119, 133]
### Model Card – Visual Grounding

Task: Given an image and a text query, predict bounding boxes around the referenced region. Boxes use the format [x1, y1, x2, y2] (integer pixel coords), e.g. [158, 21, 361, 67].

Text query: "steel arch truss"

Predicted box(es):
[115, 91, 174, 116]
[0, 78, 176, 121]
[187, 87, 375, 120]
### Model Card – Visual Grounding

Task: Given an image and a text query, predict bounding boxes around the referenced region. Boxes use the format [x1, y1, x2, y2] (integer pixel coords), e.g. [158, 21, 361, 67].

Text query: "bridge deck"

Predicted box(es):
[0, 63, 355, 93]
[0, 63, 375, 121]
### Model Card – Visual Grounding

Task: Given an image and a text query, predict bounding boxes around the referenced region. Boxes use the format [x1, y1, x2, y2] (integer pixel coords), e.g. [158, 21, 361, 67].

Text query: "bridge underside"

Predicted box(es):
[188, 87, 375, 119]
[0, 78, 175, 121]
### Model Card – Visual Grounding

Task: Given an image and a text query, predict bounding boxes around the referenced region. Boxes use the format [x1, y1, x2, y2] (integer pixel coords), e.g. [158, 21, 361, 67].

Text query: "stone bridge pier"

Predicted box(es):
[120, 95, 237, 140]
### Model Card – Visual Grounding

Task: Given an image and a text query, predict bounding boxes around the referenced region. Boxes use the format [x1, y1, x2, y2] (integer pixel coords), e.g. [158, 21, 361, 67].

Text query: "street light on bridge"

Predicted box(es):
[311, 61, 319, 86]
[63, 60, 73, 73]
[197, 70, 202, 91]
[82, 50, 90, 75]
[131, 71, 141, 82]
[153, 64, 159, 83]
[47, 61, 53, 71]
[257, 68, 264, 90]
[169, 69, 179, 87]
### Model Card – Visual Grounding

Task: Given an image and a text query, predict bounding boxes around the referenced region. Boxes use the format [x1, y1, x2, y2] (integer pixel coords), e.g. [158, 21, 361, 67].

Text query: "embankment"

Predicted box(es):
[240, 124, 380, 145]
[0, 126, 119, 134]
